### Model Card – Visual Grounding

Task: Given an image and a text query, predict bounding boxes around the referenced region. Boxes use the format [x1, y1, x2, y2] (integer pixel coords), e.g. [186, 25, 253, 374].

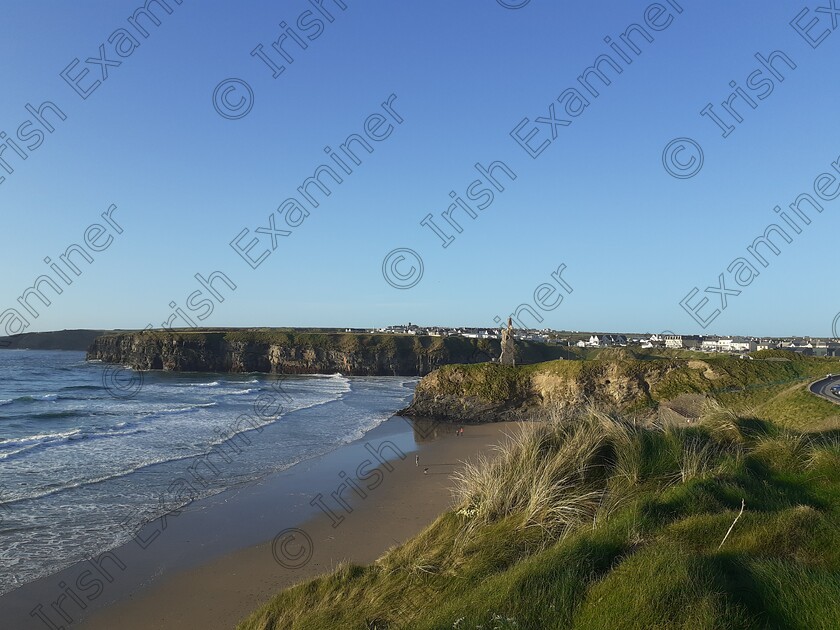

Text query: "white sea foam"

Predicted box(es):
[0, 424, 148, 461]
[224, 388, 258, 396]
[0, 428, 82, 447]
[0, 352, 416, 598]
[2, 454, 176, 503]
[152, 402, 218, 415]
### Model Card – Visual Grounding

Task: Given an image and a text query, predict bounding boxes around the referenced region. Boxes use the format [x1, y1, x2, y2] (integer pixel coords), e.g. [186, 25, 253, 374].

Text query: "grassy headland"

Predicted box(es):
[402, 350, 840, 424]
[0, 328, 109, 351]
[238, 351, 840, 629]
[86, 328, 571, 375]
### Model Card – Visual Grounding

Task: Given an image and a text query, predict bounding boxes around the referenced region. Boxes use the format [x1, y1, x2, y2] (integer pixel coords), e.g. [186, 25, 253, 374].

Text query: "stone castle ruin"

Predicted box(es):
[499, 317, 516, 366]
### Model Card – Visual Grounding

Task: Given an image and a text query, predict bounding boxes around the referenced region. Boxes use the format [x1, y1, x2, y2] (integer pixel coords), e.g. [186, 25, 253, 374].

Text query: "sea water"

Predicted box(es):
[0, 350, 416, 595]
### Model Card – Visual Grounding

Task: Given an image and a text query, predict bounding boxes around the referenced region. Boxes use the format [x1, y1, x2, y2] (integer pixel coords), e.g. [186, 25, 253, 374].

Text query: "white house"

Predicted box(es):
[701, 337, 721, 352]
[729, 336, 753, 352]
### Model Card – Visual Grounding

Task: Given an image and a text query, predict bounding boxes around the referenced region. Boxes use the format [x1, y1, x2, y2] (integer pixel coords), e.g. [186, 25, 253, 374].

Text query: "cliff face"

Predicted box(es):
[400, 353, 829, 422]
[86, 330, 563, 376]
[400, 360, 681, 422]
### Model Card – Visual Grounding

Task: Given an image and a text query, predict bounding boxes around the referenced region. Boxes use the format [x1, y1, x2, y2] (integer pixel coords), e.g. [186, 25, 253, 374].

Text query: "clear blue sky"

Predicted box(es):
[1, 0, 838, 338]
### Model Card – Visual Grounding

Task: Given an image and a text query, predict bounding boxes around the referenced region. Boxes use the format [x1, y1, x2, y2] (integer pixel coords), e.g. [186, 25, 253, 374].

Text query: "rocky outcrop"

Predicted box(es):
[86, 330, 569, 376]
[399, 349, 832, 423]
[400, 359, 681, 422]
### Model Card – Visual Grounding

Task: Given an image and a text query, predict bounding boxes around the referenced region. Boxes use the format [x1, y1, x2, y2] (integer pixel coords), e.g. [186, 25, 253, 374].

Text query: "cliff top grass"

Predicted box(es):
[237, 403, 840, 629]
[98, 328, 463, 350]
[422, 351, 840, 417]
[92, 329, 571, 363]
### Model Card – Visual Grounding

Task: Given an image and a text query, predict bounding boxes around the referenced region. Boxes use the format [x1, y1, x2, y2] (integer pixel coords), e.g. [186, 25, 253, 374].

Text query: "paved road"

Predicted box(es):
[809, 375, 840, 405]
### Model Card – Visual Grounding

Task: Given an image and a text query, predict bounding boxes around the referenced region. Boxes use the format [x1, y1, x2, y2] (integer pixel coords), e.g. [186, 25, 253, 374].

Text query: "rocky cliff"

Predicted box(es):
[86, 329, 569, 376]
[401, 352, 831, 422]
[399, 360, 672, 422]
[399, 354, 823, 422]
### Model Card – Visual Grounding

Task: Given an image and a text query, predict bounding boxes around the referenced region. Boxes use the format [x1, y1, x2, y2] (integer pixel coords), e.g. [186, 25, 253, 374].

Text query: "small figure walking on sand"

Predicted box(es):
[415, 454, 419, 466]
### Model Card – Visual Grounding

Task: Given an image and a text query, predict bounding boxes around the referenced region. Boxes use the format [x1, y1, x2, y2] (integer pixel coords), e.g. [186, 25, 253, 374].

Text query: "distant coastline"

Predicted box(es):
[0, 329, 109, 351]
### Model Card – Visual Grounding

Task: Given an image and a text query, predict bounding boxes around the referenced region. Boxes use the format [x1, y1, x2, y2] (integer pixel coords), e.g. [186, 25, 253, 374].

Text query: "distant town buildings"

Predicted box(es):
[665, 334, 703, 350]
[576, 334, 628, 348]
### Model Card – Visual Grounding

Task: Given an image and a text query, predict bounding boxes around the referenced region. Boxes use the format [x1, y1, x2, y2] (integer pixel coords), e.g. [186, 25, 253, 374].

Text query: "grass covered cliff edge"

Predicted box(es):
[401, 350, 840, 426]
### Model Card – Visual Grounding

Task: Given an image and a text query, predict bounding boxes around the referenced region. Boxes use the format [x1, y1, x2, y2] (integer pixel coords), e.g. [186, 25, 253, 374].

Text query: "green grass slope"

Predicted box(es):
[239, 399, 840, 629]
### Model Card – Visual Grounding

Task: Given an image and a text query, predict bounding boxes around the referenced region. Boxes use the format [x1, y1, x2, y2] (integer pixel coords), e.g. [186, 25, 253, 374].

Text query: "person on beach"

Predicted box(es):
[423, 467, 429, 475]
[415, 454, 419, 466]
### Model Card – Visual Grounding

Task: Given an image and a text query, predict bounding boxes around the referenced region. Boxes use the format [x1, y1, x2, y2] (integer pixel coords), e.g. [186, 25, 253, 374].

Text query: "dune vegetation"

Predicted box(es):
[238, 394, 840, 629]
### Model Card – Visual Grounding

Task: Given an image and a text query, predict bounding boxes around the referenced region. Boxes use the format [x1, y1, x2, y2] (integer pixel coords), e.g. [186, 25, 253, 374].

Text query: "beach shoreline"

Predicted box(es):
[2, 415, 517, 630]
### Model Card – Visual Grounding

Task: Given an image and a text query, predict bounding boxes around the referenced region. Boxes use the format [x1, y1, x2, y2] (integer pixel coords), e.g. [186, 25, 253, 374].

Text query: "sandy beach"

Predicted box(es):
[1, 416, 517, 630]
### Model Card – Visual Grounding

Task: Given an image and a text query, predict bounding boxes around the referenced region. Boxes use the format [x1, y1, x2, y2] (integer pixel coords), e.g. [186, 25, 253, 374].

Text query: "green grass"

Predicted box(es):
[237, 403, 840, 629]
[415, 352, 840, 422]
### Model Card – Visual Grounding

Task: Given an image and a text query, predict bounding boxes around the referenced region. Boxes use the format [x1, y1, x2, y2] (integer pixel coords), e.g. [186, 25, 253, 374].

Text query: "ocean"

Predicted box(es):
[0, 350, 417, 596]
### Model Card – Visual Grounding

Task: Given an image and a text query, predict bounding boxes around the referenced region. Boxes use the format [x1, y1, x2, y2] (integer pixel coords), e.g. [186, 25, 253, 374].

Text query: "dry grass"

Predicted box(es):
[452, 407, 616, 536]
[451, 405, 731, 543]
